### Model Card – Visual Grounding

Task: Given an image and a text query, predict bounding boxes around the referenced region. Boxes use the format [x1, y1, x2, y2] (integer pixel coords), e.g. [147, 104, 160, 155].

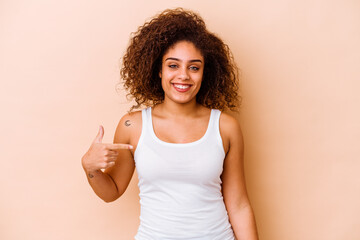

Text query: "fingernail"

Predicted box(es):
[129, 145, 133, 149]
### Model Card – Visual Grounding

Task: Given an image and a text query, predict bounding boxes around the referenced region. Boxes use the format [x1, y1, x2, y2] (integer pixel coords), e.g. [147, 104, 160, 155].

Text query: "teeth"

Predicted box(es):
[174, 84, 190, 89]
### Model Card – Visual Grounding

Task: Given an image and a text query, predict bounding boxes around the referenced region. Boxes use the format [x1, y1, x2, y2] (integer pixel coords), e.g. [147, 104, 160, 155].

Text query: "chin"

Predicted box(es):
[167, 95, 196, 105]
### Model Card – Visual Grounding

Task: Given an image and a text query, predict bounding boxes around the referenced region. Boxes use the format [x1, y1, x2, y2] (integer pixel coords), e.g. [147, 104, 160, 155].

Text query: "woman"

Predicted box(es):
[82, 8, 259, 240]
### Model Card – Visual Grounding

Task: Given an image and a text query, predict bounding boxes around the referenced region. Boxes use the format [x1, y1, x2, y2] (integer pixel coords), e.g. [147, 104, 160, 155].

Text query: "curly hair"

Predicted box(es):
[120, 8, 241, 112]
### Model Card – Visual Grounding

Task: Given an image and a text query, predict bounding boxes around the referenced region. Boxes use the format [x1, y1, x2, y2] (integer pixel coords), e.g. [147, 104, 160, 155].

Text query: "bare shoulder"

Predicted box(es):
[114, 110, 142, 145]
[119, 110, 142, 129]
[219, 112, 244, 153]
[220, 112, 242, 136]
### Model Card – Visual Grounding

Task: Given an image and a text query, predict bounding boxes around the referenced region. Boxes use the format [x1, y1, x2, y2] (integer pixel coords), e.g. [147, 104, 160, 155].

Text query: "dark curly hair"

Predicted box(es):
[120, 8, 241, 112]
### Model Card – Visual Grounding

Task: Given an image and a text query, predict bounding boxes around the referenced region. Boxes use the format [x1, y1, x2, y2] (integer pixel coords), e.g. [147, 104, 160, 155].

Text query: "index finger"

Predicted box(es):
[105, 143, 133, 150]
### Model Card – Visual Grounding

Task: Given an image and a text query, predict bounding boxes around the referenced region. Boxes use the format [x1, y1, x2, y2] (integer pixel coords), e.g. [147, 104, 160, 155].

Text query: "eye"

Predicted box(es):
[168, 64, 178, 69]
[189, 66, 199, 71]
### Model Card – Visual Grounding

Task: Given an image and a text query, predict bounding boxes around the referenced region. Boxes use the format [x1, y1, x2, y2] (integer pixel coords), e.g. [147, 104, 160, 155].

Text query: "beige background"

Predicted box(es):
[1, 0, 359, 239]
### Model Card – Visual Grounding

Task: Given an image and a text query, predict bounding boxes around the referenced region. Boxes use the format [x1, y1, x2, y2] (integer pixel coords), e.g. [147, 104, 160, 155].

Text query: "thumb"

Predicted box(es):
[93, 125, 104, 143]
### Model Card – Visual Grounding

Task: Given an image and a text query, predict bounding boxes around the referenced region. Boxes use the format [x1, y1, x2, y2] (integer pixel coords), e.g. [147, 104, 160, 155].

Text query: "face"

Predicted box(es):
[159, 40, 204, 105]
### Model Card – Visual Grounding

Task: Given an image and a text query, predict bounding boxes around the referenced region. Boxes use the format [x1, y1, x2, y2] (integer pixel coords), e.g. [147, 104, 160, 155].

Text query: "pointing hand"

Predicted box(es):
[81, 125, 133, 172]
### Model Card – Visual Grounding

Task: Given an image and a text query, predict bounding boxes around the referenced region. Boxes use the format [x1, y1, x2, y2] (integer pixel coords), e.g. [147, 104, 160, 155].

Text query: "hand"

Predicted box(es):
[81, 125, 133, 173]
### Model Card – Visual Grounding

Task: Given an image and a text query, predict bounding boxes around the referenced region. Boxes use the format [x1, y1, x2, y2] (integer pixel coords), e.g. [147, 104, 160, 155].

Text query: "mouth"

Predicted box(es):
[172, 83, 192, 92]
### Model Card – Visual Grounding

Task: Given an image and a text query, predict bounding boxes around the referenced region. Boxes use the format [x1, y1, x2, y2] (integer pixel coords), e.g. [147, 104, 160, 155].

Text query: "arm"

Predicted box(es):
[81, 113, 138, 202]
[220, 114, 259, 240]
[104, 112, 142, 199]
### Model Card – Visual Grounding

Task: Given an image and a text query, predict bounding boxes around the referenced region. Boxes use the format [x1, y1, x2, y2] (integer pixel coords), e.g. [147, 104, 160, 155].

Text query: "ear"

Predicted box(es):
[159, 70, 162, 79]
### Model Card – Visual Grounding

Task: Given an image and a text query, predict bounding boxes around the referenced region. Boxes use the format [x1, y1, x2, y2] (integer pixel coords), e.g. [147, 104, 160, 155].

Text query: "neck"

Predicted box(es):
[155, 99, 201, 117]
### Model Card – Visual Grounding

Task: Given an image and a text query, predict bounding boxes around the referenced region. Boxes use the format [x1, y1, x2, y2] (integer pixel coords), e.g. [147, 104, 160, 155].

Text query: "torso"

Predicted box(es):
[133, 106, 235, 239]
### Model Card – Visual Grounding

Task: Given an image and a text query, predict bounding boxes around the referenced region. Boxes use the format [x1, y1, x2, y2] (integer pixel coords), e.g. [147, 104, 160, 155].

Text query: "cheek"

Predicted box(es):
[161, 70, 176, 82]
[161, 74, 171, 90]
[194, 71, 204, 85]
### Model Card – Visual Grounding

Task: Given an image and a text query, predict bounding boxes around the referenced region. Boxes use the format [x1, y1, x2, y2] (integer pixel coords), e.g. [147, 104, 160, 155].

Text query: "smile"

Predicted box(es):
[173, 84, 190, 89]
[172, 83, 192, 92]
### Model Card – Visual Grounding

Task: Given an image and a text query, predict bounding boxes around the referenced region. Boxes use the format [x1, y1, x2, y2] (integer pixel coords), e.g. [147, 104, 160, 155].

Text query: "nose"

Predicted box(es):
[178, 67, 190, 80]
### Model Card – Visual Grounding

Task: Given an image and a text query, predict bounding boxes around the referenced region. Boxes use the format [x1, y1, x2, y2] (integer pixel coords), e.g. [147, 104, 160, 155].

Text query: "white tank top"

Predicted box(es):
[134, 107, 235, 240]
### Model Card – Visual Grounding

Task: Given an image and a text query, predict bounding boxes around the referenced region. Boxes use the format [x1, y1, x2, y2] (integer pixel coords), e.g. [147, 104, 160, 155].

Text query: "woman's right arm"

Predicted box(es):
[81, 114, 137, 202]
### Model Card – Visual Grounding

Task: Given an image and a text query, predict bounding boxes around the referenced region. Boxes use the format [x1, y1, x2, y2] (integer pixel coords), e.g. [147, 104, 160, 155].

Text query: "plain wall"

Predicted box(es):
[1, 0, 359, 239]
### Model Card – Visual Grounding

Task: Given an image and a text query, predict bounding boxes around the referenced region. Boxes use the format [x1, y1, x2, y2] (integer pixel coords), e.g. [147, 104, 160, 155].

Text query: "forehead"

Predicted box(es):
[163, 41, 203, 61]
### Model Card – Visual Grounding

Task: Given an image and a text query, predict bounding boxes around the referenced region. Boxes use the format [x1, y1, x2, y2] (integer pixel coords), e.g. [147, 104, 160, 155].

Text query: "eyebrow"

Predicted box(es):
[165, 57, 203, 63]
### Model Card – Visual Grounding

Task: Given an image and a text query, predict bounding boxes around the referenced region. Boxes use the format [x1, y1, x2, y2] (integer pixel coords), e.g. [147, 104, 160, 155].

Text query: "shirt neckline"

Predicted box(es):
[148, 107, 213, 147]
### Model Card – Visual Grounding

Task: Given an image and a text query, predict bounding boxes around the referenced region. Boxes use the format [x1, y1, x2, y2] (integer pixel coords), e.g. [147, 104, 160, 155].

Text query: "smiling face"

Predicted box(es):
[159, 40, 204, 105]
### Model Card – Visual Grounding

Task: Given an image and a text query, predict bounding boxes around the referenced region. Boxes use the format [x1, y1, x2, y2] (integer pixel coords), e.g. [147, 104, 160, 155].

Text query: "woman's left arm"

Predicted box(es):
[220, 114, 259, 240]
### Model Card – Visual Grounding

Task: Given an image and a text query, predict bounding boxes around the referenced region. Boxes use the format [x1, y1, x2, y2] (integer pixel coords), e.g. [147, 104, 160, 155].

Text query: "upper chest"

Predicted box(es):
[152, 115, 209, 144]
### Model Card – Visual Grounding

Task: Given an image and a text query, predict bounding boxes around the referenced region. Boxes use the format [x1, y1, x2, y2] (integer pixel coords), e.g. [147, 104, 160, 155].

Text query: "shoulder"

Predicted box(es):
[114, 110, 143, 144]
[219, 111, 244, 153]
[119, 110, 142, 128]
[219, 111, 242, 135]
